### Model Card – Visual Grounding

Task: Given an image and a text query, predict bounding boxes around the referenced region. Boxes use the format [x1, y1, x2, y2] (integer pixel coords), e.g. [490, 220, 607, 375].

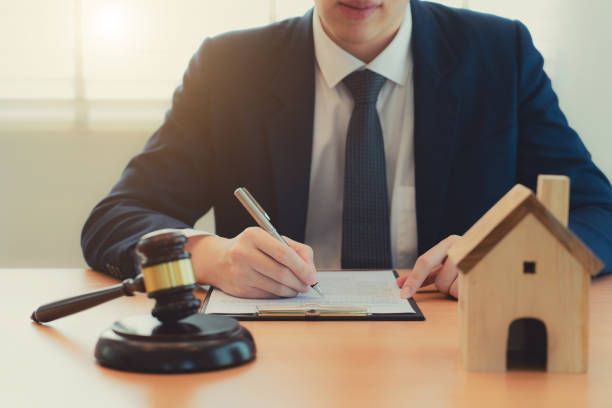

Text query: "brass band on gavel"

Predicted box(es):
[141, 258, 196, 293]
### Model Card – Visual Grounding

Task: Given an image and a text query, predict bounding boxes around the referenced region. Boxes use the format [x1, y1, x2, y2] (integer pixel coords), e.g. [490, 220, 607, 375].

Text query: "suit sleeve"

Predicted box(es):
[81, 39, 217, 279]
[514, 21, 612, 275]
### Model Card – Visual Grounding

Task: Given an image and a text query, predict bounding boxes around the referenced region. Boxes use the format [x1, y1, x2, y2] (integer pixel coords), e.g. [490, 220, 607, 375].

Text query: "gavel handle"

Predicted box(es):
[31, 275, 146, 323]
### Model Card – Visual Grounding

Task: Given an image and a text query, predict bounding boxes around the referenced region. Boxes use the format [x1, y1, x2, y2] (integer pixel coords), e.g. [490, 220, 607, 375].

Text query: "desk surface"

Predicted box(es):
[2, 269, 611, 407]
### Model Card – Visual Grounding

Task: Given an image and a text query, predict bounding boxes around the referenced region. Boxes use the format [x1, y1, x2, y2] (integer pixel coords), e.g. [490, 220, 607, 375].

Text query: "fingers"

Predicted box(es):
[247, 248, 309, 293]
[448, 278, 459, 299]
[422, 264, 442, 287]
[396, 274, 408, 288]
[434, 257, 459, 296]
[197, 228, 312, 299]
[224, 261, 299, 299]
[233, 286, 279, 299]
[284, 236, 315, 264]
[250, 228, 317, 286]
[400, 235, 461, 299]
[284, 236, 317, 284]
[243, 268, 299, 298]
[397, 268, 439, 290]
[220, 227, 316, 298]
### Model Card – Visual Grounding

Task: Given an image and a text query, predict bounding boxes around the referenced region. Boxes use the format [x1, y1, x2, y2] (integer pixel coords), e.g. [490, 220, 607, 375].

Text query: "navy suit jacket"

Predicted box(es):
[82, 0, 612, 279]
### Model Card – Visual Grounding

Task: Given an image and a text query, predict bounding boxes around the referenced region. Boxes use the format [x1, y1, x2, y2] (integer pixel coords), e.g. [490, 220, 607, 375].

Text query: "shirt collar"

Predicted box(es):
[313, 3, 412, 88]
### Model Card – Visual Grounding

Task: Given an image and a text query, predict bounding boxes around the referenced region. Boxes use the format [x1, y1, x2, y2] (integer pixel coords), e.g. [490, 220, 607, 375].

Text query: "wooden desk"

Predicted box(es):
[2, 269, 611, 407]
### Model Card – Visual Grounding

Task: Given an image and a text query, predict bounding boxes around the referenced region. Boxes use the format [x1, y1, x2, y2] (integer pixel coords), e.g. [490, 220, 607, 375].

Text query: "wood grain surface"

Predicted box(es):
[458, 214, 590, 373]
[2, 269, 611, 408]
[537, 175, 570, 227]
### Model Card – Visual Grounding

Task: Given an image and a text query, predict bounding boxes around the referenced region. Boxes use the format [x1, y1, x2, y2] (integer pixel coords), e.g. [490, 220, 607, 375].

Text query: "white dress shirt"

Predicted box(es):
[184, 5, 418, 270]
[305, 4, 418, 269]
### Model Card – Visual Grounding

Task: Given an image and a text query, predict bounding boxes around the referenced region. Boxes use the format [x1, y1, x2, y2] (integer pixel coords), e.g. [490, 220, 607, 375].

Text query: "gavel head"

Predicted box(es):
[136, 230, 201, 324]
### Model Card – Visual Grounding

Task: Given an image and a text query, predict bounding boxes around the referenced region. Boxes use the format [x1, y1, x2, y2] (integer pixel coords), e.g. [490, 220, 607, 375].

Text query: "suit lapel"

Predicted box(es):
[263, 11, 315, 242]
[260, 3, 460, 250]
[410, 0, 460, 253]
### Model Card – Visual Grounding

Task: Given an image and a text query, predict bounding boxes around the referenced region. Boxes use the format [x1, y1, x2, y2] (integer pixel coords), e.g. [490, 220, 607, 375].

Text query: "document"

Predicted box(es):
[203, 270, 415, 315]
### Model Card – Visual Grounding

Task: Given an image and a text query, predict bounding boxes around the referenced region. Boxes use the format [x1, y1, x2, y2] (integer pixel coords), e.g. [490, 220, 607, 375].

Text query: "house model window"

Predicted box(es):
[523, 261, 536, 274]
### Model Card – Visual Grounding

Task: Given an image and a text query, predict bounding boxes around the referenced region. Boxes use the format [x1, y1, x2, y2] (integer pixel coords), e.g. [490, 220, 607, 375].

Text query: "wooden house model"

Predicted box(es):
[448, 176, 603, 373]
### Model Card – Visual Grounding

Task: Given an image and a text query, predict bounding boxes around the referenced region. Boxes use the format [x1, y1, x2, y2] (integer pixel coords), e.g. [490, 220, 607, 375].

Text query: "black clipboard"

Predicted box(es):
[199, 270, 425, 321]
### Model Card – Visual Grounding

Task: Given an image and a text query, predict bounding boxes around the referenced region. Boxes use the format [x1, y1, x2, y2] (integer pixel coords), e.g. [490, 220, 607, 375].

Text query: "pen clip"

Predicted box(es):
[236, 187, 270, 221]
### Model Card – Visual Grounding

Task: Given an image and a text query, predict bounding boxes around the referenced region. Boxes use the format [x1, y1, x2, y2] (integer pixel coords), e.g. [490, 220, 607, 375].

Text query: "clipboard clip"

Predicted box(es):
[256, 304, 370, 317]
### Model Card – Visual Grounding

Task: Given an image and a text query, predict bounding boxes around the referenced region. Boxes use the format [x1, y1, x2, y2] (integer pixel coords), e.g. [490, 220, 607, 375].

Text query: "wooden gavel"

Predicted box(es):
[30, 229, 256, 373]
[31, 230, 201, 325]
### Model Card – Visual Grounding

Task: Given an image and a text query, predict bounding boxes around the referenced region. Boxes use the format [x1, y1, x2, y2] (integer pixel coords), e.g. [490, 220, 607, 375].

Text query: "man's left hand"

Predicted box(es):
[396, 235, 461, 299]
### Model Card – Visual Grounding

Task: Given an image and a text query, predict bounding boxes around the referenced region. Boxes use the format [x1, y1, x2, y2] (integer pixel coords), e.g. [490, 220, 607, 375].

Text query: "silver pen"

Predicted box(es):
[234, 187, 324, 297]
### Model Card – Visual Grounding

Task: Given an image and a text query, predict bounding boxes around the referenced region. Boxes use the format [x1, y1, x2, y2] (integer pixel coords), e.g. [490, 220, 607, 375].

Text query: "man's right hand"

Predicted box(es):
[185, 227, 317, 299]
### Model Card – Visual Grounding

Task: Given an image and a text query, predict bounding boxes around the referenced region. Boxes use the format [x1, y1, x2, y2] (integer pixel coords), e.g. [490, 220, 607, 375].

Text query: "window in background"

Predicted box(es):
[0, 0, 565, 130]
[0, 0, 77, 125]
[82, 0, 270, 101]
[0, 0, 75, 99]
[0, 0, 318, 129]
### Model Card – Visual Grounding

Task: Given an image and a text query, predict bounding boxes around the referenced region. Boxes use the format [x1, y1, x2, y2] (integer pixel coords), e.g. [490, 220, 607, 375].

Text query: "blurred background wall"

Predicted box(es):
[0, 0, 610, 268]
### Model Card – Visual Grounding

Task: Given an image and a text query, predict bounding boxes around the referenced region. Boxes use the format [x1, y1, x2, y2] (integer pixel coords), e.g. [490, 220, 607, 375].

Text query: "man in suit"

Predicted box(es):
[82, 0, 612, 300]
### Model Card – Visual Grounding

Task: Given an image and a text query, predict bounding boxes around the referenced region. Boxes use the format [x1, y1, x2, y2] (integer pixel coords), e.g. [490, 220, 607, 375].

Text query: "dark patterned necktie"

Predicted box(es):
[341, 69, 392, 269]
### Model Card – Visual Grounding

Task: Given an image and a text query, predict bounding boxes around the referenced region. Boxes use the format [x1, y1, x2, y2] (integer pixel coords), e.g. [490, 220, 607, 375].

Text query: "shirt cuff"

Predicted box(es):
[180, 228, 213, 239]
[143, 228, 213, 239]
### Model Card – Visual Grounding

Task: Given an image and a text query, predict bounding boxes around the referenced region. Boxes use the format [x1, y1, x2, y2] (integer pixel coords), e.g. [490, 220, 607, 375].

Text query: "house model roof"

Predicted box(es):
[447, 184, 603, 276]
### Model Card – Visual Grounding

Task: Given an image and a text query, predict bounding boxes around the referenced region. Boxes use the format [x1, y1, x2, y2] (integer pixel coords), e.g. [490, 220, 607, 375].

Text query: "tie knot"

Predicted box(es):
[342, 69, 386, 105]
